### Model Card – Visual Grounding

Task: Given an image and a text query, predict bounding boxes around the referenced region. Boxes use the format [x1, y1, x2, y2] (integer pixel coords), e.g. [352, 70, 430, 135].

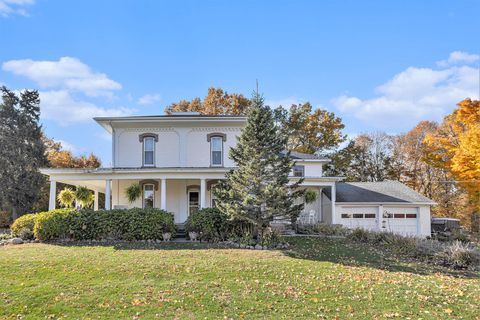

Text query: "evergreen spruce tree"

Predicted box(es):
[0, 86, 47, 219]
[214, 93, 304, 236]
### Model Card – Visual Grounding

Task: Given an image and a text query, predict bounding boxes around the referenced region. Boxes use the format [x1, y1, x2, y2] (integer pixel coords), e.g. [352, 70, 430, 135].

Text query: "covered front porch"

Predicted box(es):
[40, 168, 341, 225]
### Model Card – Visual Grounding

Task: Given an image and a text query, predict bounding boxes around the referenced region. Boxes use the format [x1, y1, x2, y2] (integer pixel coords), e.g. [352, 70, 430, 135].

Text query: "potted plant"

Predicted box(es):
[57, 187, 75, 208]
[125, 183, 141, 203]
[75, 186, 94, 208]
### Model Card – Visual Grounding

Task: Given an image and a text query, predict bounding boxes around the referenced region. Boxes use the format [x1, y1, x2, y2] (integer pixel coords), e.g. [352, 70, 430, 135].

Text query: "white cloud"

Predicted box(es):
[39, 90, 135, 125]
[0, 0, 34, 17]
[437, 51, 480, 67]
[137, 93, 161, 105]
[2, 57, 121, 97]
[332, 52, 479, 129]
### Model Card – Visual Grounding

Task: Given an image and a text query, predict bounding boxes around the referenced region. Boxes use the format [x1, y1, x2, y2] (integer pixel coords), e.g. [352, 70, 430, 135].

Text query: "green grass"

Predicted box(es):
[0, 237, 479, 319]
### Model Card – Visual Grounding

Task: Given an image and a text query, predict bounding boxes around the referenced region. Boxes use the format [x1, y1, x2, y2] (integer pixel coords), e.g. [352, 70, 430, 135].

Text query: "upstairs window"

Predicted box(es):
[143, 137, 155, 166]
[211, 136, 223, 166]
[139, 133, 158, 167]
[293, 165, 305, 177]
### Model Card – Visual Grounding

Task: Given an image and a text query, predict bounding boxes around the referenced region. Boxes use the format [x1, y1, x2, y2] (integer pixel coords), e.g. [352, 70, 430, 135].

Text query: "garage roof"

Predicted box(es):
[324, 181, 434, 204]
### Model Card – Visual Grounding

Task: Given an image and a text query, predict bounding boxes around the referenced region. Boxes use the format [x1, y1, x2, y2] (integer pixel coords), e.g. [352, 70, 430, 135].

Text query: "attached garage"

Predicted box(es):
[324, 181, 434, 237]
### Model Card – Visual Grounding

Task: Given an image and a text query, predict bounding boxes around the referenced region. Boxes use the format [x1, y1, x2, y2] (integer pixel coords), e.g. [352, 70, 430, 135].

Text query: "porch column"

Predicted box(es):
[105, 179, 111, 210]
[48, 180, 56, 211]
[200, 178, 206, 209]
[94, 190, 99, 211]
[331, 183, 336, 224]
[160, 179, 167, 210]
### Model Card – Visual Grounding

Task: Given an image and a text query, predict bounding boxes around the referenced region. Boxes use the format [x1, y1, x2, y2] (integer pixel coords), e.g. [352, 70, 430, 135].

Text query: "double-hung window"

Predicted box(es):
[143, 137, 155, 167]
[211, 136, 223, 166]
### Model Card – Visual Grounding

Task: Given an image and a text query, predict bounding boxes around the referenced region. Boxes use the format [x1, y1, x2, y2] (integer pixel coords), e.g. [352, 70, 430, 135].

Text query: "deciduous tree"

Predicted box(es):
[165, 87, 250, 115]
[424, 99, 480, 229]
[274, 102, 346, 154]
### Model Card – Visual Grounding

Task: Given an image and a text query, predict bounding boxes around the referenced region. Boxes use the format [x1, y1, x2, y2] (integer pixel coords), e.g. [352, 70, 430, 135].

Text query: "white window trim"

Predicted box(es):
[210, 136, 223, 167]
[143, 137, 155, 167]
[143, 183, 155, 208]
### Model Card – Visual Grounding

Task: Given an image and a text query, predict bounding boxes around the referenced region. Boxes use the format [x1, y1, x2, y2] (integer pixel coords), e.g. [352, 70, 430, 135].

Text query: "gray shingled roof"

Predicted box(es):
[279, 151, 328, 160]
[324, 181, 434, 204]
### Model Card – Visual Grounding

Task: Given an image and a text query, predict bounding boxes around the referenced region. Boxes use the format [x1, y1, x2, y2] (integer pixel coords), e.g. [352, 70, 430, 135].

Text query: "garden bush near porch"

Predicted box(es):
[11, 208, 175, 241]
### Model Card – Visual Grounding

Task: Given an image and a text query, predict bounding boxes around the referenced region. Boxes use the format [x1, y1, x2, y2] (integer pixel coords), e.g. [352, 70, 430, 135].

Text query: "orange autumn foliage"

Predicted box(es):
[424, 99, 480, 228]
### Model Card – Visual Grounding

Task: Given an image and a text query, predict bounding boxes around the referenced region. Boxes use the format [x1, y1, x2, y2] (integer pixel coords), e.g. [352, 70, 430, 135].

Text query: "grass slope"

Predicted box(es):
[0, 237, 478, 319]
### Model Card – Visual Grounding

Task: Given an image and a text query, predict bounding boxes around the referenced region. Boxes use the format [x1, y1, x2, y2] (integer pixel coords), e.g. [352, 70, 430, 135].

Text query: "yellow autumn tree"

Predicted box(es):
[165, 87, 250, 115]
[424, 99, 480, 230]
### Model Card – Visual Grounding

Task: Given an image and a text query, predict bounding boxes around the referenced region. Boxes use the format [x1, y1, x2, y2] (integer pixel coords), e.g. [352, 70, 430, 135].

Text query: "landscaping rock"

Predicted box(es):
[8, 238, 23, 245]
[255, 244, 262, 250]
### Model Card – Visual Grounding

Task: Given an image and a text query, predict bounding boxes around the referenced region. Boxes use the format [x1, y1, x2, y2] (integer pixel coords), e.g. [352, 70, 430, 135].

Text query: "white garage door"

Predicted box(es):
[340, 206, 379, 232]
[382, 207, 418, 236]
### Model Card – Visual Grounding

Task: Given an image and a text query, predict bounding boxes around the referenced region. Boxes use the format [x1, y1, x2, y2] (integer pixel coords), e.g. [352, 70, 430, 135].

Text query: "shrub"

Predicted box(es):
[259, 227, 281, 247]
[185, 208, 229, 242]
[0, 210, 11, 228]
[11, 214, 37, 236]
[415, 239, 446, 257]
[382, 233, 418, 256]
[296, 223, 349, 236]
[439, 241, 480, 269]
[453, 229, 470, 243]
[347, 228, 373, 243]
[33, 208, 175, 241]
[33, 209, 76, 240]
[0, 233, 12, 240]
[18, 228, 34, 240]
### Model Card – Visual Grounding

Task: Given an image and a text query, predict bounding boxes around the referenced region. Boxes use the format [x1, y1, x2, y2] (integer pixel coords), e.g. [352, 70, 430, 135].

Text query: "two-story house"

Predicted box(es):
[41, 112, 434, 237]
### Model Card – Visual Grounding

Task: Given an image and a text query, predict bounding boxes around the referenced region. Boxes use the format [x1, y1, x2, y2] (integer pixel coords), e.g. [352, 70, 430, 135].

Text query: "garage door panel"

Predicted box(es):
[383, 207, 418, 236]
[340, 206, 379, 232]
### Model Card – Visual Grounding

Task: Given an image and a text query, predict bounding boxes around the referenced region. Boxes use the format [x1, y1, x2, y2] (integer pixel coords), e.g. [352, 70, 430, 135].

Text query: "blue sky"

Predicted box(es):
[1, 0, 479, 165]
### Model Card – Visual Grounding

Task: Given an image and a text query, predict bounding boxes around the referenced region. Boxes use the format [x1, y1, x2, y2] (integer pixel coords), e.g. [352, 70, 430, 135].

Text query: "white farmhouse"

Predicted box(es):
[41, 113, 433, 237]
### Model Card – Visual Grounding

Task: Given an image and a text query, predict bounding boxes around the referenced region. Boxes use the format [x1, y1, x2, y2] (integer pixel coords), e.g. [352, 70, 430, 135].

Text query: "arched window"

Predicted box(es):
[139, 133, 158, 167]
[207, 133, 226, 167]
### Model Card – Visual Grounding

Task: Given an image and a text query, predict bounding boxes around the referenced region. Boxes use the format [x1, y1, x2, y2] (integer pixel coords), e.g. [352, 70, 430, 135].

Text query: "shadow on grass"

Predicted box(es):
[48, 237, 479, 279]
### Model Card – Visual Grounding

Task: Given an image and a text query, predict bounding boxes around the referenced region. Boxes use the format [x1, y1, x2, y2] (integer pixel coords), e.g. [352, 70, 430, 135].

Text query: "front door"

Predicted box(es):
[188, 191, 199, 216]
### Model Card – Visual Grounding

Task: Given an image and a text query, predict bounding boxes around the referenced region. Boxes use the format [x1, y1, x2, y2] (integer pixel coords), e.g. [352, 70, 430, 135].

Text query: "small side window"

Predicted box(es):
[293, 165, 305, 177]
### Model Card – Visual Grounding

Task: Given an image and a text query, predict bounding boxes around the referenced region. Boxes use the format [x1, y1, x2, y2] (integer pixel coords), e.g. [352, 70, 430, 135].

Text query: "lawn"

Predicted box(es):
[0, 237, 479, 319]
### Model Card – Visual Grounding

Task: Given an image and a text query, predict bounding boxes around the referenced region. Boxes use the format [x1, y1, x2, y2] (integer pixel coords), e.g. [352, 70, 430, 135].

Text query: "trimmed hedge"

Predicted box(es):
[185, 208, 229, 242]
[28, 208, 175, 241]
[11, 213, 38, 236]
[34, 209, 76, 240]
